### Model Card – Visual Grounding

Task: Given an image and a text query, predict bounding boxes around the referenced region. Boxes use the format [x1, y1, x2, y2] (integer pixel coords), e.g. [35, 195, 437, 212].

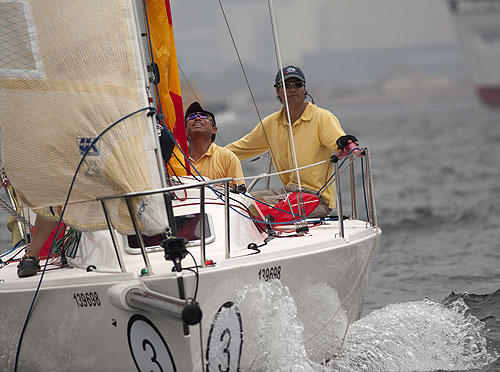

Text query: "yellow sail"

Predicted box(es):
[0, 0, 167, 234]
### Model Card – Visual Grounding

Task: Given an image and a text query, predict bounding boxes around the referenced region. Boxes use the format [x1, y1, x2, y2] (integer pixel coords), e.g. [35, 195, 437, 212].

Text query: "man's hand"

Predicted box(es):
[336, 135, 363, 158]
[336, 135, 359, 150]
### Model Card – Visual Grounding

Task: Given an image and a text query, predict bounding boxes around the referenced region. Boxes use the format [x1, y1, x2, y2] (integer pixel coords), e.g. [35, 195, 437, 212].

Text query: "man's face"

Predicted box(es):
[186, 112, 217, 141]
[276, 78, 306, 105]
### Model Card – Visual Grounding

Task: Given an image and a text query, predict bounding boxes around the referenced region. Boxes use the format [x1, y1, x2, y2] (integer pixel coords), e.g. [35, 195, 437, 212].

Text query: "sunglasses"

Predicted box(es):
[278, 81, 305, 89]
[186, 112, 213, 122]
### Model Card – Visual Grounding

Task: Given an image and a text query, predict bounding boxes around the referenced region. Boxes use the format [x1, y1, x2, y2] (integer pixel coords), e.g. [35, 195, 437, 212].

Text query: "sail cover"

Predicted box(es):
[0, 0, 168, 234]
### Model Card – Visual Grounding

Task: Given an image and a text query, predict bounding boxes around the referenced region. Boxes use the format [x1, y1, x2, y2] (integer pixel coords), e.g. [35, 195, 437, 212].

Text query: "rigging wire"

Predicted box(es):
[157, 116, 362, 227]
[215, 1, 336, 223]
[178, 65, 201, 103]
[211, 0, 309, 222]
[9, 3, 376, 368]
[12, 105, 374, 370]
[216, 0, 285, 193]
[265, 0, 376, 351]
[0, 196, 33, 229]
[267, 0, 307, 220]
[178, 64, 229, 147]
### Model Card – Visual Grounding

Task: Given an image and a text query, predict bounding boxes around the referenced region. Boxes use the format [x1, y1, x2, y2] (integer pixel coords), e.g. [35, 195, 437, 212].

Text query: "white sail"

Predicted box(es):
[0, 0, 168, 234]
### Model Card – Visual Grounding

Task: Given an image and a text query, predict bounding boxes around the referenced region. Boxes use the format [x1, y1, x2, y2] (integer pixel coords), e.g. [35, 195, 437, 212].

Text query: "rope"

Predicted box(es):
[316, 148, 364, 197]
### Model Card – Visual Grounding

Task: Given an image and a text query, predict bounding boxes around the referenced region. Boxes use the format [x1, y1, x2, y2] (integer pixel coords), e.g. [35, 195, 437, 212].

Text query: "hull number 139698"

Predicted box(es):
[258, 266, 281, 281]
[73, 292, 101, 308]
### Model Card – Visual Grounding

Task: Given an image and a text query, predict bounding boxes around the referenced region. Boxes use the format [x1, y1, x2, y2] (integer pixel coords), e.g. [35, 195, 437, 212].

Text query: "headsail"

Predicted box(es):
[0, 0, 170, 234]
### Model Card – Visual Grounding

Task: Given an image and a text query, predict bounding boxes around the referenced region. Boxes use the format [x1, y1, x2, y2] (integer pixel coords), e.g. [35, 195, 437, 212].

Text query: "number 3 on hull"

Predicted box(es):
[128, 314, 177, 372]
[206, 302, 243, 372]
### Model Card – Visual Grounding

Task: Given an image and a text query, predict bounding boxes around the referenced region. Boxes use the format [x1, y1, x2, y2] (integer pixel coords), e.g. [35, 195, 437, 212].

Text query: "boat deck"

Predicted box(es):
[0, 219, 378, 290]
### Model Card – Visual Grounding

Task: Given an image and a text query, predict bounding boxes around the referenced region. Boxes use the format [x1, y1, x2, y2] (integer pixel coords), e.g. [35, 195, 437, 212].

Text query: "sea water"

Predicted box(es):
[1, 95, 499, 371]
[217, 95, 500, 371]
[230, 281, 497, 372]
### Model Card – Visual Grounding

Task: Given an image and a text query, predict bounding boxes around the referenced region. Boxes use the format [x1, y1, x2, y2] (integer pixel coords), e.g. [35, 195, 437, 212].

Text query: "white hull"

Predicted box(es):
[0, 183, 380, 371]
[0, 1, 381, 370]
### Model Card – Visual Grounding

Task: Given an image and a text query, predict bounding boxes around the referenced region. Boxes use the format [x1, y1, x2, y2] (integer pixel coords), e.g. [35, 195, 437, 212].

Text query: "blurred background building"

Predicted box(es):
[171, 0, 475, 112]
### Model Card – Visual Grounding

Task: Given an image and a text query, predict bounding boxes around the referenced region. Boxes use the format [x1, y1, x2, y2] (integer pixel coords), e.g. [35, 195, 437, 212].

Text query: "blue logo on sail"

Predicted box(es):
[78, 137, 99, 156]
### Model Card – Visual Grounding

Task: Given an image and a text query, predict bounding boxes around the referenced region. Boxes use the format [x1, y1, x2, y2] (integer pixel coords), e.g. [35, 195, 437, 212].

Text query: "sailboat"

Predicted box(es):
[0, 1, 381, 371]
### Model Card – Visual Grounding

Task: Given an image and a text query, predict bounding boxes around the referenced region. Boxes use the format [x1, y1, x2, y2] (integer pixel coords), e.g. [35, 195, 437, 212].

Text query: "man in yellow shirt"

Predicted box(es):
[225, 66, 358, 217]
[185, 102, 244, 186]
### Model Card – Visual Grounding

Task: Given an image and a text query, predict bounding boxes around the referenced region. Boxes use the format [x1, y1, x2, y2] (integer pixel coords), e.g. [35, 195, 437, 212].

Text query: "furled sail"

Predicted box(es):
[0, 0, 169, 234]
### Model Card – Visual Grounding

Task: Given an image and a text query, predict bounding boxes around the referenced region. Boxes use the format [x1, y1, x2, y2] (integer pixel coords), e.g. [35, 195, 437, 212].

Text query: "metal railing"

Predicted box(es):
[97, 178, 232, 275]
[96, 148, 377, 275]
[333, 147, 377, 238]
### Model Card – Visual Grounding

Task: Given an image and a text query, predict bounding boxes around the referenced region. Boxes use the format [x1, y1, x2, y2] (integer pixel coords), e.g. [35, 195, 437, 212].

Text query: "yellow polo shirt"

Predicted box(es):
[190, 143, 244, 186]
[225, 103, 345, 207]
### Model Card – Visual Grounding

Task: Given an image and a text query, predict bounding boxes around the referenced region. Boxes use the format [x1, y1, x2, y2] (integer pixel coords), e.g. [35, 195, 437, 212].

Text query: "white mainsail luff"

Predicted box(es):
[0, 0, 168, 234]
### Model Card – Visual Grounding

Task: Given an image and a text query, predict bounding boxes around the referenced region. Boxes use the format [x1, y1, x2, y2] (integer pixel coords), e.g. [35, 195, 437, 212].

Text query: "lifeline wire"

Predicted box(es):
[159, 108, 364, 227]
[160, 118, 353, 226]
[316, 147, 364, 196]
[154, 112, 310, 225]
